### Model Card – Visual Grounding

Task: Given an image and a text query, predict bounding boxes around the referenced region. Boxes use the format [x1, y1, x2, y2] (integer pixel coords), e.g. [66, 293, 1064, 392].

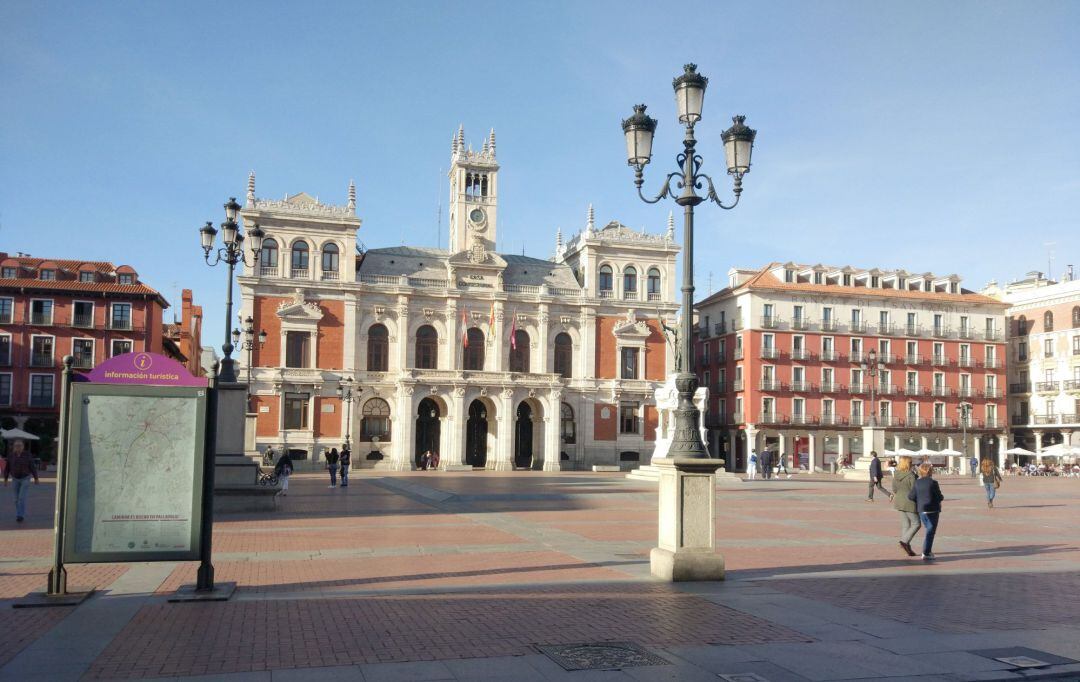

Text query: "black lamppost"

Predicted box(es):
[622, 63, 756, 459]
[200, 197, 264, 383]
[860, 348, 885, 427]
[336, 377, 361, 449]
[960, 401, 973, 464]
[232, 315, 267, 404]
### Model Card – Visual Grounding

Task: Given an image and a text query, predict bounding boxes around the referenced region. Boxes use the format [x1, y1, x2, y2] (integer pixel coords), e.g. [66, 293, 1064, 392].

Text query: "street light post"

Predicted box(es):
[232, 316, 267, 407]
[960, 401, 973, 470]
[200, 198, 264, 383]
[336, 377, 360, 449]
[860, 349, 885, 427]
[621, 64, 756, 460]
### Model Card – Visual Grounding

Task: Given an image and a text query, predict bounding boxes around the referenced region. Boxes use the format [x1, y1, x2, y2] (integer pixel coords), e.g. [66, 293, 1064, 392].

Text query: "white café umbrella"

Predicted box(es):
[938, 448, 962, 456]
[895, 448, 919, 456]
[1006, 447, 1036, 456]
[915, 448, 938, 456]
[1040, 443, 1080, 458]
[0, 428, 40, 441]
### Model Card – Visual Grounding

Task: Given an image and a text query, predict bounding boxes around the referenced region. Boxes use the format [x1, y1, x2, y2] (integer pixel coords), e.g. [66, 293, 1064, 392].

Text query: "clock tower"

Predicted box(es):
[447, 125, 499, 257]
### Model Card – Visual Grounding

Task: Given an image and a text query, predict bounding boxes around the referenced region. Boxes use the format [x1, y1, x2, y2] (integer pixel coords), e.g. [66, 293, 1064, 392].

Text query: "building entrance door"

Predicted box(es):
[515, 401, 533, 469]
[415, 398, 441, 468]
[465, 399, 488, 467]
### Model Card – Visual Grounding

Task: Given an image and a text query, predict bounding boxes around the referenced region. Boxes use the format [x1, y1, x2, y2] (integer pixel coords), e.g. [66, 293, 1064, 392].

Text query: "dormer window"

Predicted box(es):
[118, 273, 134, 285]
[898, 277, 906, 288]
[813, 272, 822, 284]
[950, 282, 958, 294]
[1, 267, 16, 279]
[79, 271, 95, 283]
[871, 276, 879, 288]
[40, 269, 56, 281]
[924, 281, 932, 292]
[784, 269, 794, 283]
[842, 274, 852, 286]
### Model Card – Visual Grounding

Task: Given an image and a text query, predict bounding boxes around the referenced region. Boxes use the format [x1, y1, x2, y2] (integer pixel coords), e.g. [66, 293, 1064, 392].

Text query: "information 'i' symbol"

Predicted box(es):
[134, 353, 153, 371]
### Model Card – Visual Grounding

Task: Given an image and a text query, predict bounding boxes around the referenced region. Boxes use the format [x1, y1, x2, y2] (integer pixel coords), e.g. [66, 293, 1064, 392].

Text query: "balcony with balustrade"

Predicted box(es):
[982, 388, 1003, 399]
[290, 268, 309, 280]
[849, 415, 868, 427]
[758, 412, 788, 425]
[984, 330, 1002, 342]
[819, 414, 846, 426]
[848, 383, 867, 394]
[849, 351, 864, 363]
[905, 416, 929, 428]
[760, 347, 781, 360]
[982, 358, 1003, 369]
[759, 379, 785, 392]
[789, 381, 814, 393]
[731, 379, 744, 391]
[820, 350, 841, 362]
[1011, 414, 1028, 426]
[819, 382, 841, 393]
[878, 383, 897, 396]
[320, 270, 340, 281]
[1009, 382, 1030, 394]
[789, 414, 818, 426]
[957, 386, 976, 399]
[931, 354, 949, 366]
[958, 328, 975, 340]
[1060, 413, 1079, 425]
[1035, 381, 1059, 393]
[791, 317, 812, 331]
[30, 312, 53, 326]
[878, 353, 897, 364]
[821, 320, 840, 332]
[850, 321, 869, 334]
[790, 348, 813, 361]
[260, 266, 278, 277]
[1063, 380, 1080, 393]
[760, 315, 781, 329]
[30, 352, 54, 367]
[878, 322, 897, 336]
[905, 353, 925, 365]
[932, 326, 952, 339]
[1033, 414, 1058, 425]
[903, 384, 921, 396]
[931, 418, 954, 429]
[878, 416, 903, 427]
[905, 324, 924, 337]
[930, 385, 953, 397]
[733, 348, 744, 360]
[957, 356, 975, 368]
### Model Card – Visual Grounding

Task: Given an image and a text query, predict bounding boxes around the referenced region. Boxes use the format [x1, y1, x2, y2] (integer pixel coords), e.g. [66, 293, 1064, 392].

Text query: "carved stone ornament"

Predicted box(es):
[276, 289, 323, 320]
[528, 389, 536, 398]
[423, 308, 435, 320]
[471, 311, 484, 322]
[453, 386, 466, 397]
[516, 313, 528, 323]
[502, 387, 514, 398]
[479, 387, 488, 397]
[373, 305, 386, 321]
[402, 386, 415, 396]
[612, 308, 650, 337]
[429, 385, 439, 395]
[551, 389, 563, 400]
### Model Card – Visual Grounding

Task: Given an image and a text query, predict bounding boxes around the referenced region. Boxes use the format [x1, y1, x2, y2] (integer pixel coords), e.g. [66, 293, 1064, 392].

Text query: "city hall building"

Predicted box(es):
[238, 128, 679, 470]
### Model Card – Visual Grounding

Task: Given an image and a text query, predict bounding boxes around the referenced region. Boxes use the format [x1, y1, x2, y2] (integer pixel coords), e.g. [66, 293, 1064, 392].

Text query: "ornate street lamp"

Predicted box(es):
[233, 316, 266, 406]
[960, 401, 973, 466]
[336, 377, 361, 449]
[200, 198, 264, 383]
[622, 63, 756, 459]
[860, 348, 885, 427]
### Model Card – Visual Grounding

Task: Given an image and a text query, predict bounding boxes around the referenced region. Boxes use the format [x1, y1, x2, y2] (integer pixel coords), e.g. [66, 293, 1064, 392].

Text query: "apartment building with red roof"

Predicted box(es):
[695, 262, 1010, 474]
[0, 252, 171, 455]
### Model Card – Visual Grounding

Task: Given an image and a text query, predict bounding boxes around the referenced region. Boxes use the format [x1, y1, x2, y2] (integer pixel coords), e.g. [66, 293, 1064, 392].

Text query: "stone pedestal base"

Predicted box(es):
[650, 547, 725, 581]
[629, 463, 742, 486]
[489, 460, 513, 472]
[651, 457, 725, 582]
[443, 464, 473, 472]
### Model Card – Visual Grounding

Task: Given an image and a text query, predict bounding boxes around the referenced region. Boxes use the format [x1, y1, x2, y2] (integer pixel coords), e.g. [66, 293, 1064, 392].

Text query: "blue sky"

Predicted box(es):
[2, 1, 1078, 350]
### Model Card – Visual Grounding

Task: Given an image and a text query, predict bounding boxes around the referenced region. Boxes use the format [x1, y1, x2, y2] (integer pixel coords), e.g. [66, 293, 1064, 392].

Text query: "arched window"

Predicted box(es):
[361, 398, 391, 440]
[554, 332, 573, 378]
[598, 265, 613, 293]
[561, 402, 576, 444]
[1017, 315, 1029, 336]
[1073, 306, 1080, 328]
[321, 243, 339, 274]
[623, 266, 637, 299]
[367, 324, 388, 372]
[260, 238, 278, 270]
[416, 325, 438, 369]
[1044, 311, 1054, 332]
[509, 329, 530, 373]
[464, 328, 485, 370]
[291, 240, 309, 272]
[647, 267, 661, 298]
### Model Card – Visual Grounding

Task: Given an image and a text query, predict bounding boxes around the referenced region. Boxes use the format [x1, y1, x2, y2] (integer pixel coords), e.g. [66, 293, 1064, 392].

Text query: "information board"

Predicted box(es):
[63, 383, 207, 563]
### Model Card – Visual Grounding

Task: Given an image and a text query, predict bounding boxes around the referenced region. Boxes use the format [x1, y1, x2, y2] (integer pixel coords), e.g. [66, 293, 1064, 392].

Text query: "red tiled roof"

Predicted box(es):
[3, 256, 115, 274]
[697, 263, 1006, 307]
[0, 277, 165, 301]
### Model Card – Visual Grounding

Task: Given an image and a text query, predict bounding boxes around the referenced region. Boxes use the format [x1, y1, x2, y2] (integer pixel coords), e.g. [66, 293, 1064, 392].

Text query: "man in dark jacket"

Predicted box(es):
[339, 445, 351, 487]
[3, 439, 39, 522]
[908, 462, 945, 560]
[760, 447, 773, 480]
[866, 451, 892, 502]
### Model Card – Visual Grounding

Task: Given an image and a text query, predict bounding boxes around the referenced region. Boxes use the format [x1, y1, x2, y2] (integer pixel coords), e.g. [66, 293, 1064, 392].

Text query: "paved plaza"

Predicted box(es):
[2, 471, 1080, 681]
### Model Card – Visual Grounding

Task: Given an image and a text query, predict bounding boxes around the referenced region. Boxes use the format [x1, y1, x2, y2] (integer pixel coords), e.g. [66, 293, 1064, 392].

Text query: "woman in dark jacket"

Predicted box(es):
[907, 462, 945, 560]
[274, 451, 294, 496]
[891, 455, 920, 556]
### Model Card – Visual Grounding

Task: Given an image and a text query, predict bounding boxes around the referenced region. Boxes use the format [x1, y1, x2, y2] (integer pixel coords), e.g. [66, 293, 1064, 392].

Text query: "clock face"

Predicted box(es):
[469, 208, 485, 225]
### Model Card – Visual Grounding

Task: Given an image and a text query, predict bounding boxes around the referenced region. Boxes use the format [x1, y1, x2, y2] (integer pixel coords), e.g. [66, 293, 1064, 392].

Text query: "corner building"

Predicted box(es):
[696, 263, 1010, 472]
[238, 128, 679, 470]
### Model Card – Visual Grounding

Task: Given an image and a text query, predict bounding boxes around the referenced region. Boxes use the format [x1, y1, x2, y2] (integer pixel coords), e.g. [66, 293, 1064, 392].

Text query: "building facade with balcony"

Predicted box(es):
[0, 253, 169, 454]
[986, 270, 1080, 460]
[237, 128, 679, 471]
[695, 262, 1010, 472]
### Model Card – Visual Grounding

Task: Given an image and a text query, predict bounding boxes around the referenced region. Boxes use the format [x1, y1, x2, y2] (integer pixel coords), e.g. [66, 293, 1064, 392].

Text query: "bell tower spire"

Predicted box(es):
[447, 125, 500, 255]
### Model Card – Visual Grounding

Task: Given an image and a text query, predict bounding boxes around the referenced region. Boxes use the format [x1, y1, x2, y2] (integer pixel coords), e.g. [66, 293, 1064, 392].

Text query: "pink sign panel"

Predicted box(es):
[83, 352, 208, 387]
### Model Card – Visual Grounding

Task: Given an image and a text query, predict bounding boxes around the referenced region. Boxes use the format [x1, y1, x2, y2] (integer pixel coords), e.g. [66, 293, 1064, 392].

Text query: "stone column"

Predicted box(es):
[396, 299, 409, 372]
[537, 305, 550, 374]
[447, 388, 466, 468]
[445, 301, 459, 370]
[974, 437, 982, 464]
[492, 388, 514, 471]
[998, 432, 1008, 468]
[543, 390, 562, 471]
[493, 302, 505, 372]
[808, 433, 817, 472]
[582, 308, 596, 380]
[1034, 430, 1043, 464]
[393, 387, 414, 470]
[837, 434, 846, 469]
[744, 426, 758, 472]
[778, 433, 787, 469]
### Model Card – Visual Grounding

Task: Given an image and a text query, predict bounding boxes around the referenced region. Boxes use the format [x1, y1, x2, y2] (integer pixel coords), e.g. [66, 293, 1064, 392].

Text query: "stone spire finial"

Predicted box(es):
[488, 128, 496, 157]
[451, 130, 458, 156]
[481, 137, 489, 155]
[347, 179, 356, 213]
[246, 170, 256, 207]
[586, 204, 595, 234]
[666, 210, 675, 240]
[456, 124, 465, 153]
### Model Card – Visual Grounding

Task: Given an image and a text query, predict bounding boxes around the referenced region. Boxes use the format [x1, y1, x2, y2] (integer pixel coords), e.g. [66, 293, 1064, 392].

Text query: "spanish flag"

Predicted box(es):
[461, 309, 468, 348]
[489, 300, 496, 329]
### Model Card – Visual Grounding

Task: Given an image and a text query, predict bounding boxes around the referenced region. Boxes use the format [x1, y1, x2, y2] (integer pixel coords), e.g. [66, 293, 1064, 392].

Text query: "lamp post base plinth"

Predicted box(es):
[651, 456, 725, 582]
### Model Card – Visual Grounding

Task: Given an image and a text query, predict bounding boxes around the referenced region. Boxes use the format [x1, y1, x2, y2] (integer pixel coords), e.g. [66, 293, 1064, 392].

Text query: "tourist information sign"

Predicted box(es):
[62, 353, 208, 563]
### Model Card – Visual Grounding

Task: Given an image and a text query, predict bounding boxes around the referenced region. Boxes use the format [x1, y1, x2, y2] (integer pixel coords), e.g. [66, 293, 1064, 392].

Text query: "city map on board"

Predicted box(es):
[72, 392, 201, 556]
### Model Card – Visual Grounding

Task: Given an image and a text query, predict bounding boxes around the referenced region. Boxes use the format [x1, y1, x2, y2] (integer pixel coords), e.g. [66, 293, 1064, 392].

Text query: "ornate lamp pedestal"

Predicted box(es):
[650, 454, 726, 581]
[842, 425, 886, 480]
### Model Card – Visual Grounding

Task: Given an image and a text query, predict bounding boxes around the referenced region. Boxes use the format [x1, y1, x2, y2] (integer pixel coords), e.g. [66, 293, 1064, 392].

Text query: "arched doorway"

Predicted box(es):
[415, 398, 441, 468]
[515, 402, 534, 469]
[465, 399, 489, 467]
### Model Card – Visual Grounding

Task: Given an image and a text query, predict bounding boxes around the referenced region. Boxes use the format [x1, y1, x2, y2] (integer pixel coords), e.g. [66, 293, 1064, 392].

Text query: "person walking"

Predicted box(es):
[3, 439, 39, 522]
[908, 462, 945, 560]
[891, 455, 921, 556]
[326, 448, 339, 488]
[747, 450, 758, 480]
[979, 458, 1002, 509]
[274, 450, 293, 496]
[263, 446, 275, 467]
[760, 448, 773, 480]
[339, 445, 351, 488]
[969, 456, 978, 478]
[430, 450, 440, 470]
[776, 451, 790, 478]
[866, 451, 893, 502]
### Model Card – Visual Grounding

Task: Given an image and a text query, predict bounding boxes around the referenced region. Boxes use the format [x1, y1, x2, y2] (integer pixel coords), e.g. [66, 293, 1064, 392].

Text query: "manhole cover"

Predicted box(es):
[536, 642, 671, 671]
[973, 646, 1077, 669]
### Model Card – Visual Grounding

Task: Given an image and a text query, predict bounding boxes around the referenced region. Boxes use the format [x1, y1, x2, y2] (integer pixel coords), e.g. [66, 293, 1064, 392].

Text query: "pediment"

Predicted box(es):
[276, 289, 323, 321]
[612, 309, 651, 338]
[286, 192, 318, 205]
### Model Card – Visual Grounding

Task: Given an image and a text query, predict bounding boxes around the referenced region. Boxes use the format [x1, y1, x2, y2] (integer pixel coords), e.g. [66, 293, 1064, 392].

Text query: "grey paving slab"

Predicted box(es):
[620, 662, 719, 681]
[661, 644, 764, 669]
[733, 641, 945, 681]
[156, 673, 273, 682]
[913, 651, 1017, 674]
[271, 665, 367, 681]
[441, 654, 546, 680]
[358, 660, 454, 682]
[706, 660, 815, 682]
